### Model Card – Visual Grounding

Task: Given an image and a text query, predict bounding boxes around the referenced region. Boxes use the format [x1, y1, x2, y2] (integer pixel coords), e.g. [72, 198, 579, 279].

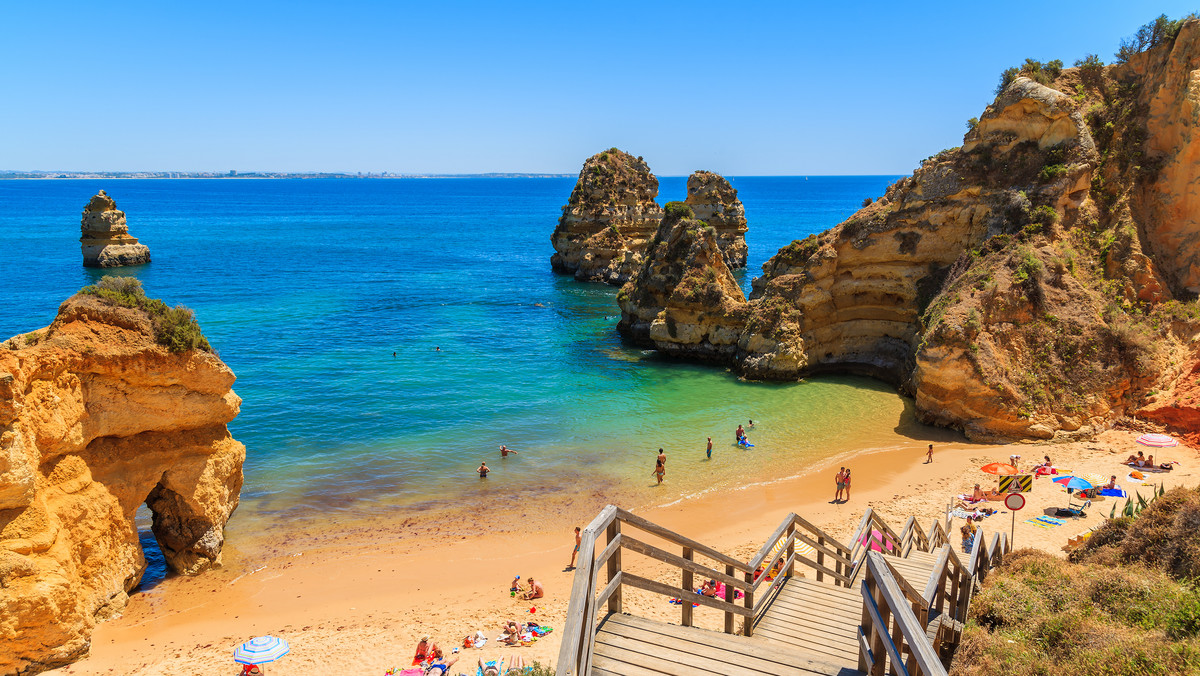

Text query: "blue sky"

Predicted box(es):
[3, 2, 1194, 175]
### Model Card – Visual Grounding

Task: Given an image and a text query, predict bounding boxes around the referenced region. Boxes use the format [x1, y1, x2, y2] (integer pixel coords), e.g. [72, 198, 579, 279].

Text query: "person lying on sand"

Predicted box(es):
[479, 658, 502, 676]
[519, 577, 543, 600]
[506, 655, 528, 674]
[425, 654, 459, 675]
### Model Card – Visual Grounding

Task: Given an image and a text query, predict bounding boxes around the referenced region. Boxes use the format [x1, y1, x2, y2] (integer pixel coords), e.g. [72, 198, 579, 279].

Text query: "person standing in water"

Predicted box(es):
[478, 462, 489, 478]
[706, 437, 713, 459]
[735, 425, 746, 443]
[500, 445, 516, 457]
[653, 450, 666, 484]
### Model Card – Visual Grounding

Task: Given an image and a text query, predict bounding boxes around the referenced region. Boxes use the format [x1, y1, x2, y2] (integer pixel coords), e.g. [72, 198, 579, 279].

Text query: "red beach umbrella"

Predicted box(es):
[1136, 433, 1178, 448]
[981, 462, 1018, 476]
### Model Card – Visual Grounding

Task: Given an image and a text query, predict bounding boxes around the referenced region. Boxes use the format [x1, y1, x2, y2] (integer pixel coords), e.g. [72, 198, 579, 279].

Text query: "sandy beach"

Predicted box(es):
[48, 429, 1196, 676]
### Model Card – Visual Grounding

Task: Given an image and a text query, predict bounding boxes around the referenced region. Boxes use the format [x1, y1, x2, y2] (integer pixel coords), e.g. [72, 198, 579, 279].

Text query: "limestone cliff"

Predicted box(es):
[616, 18, 1200, 441]
[0, 293, 243, 674]
[685, 171, 749, 270]
[616, 203, 748, 360]
[550, 151, 748, 285]
[550, 149, 664, 285]
[79, 191, 151, 268]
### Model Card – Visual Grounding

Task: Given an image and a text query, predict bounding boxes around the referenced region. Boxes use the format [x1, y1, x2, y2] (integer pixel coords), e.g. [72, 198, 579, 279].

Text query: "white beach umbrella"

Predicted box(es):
[1136, 433, 1179, 448]
[233, 636, 290, 665]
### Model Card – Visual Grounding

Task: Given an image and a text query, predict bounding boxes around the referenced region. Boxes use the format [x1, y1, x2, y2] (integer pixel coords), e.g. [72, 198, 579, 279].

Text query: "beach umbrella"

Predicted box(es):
[981, 463, 1017, 476]
[1052, 476, 1093, 491]
[1136, 433, 1178, 447]
[234, 636, 290, 665]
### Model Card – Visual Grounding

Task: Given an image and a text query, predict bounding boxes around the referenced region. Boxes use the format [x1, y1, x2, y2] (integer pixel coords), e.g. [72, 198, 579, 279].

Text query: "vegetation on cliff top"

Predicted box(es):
[79, 276, 212, 353]
[954, 486, 1200, 675]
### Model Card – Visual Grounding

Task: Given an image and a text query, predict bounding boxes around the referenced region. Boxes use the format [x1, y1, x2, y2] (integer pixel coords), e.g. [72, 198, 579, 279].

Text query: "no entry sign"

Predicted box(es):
[1005, 493, 1026, 511]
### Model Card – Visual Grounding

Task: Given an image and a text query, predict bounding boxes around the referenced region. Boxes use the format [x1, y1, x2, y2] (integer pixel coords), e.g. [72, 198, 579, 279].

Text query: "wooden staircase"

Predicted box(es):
[558, 506, 1011, 676]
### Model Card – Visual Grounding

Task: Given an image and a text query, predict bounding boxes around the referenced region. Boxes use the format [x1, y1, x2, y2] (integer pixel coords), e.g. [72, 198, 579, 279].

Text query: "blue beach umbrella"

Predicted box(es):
[234, 636, 290, 665]
[1052, 476, 1093, 492]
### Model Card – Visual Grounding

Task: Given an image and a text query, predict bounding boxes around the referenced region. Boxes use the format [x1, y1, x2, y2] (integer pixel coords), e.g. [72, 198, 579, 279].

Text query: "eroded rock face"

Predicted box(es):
[550, 149, 664, 285]
[612, 29, 1200, 441]
[551, 151, 747, 285]
[617, 204, 747, 360]
[1128, 20, 1200, 294]
[80, 191, 151, 268]
[685, 171, 748, 269]
[0, 295, 243, 674]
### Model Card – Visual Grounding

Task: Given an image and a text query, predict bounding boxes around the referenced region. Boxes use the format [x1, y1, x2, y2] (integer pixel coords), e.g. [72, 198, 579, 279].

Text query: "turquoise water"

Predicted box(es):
[1, 176, 925, 524]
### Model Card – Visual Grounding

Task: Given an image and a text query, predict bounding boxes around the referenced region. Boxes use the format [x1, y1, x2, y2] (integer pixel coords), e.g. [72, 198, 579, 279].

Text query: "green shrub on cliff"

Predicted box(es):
[663, 201, 693, 220]
[1115, 13, 1189, 64]
[79, 276, 212, 353]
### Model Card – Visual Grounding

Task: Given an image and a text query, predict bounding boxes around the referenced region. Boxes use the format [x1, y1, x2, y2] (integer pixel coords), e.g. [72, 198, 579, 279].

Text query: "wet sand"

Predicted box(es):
[49, 430, 1196, 675]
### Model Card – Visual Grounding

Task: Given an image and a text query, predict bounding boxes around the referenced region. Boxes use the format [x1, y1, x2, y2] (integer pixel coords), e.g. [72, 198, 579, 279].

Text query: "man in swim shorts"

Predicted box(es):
[834, 467, 845, 501]
[706, 437, 712, 459]
[568, 526, 581, 569]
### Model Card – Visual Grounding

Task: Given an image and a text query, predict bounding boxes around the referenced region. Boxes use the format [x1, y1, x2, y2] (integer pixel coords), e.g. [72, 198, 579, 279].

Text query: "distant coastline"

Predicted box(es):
[0, 170, 575, 180]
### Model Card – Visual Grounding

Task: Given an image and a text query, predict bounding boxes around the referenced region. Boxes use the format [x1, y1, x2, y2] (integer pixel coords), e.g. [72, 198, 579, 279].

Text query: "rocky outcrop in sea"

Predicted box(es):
[0, 293, 243, 674]
[616, 19, 1200, 442]
[79, 190, 151, 267]
[550, 150, 748, 285]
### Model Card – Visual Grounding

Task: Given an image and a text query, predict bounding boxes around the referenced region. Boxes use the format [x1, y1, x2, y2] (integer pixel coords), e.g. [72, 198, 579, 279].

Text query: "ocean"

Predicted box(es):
[1, 176, 930, 533]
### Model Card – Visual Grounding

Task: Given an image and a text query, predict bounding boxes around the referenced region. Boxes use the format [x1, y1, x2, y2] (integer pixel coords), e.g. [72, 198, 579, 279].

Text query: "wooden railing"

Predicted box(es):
[558, 505, 1011, 676]
[556, 506, 855, 676]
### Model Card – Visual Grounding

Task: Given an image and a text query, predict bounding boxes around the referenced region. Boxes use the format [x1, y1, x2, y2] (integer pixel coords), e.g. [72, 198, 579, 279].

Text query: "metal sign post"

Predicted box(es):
[1004, 492, 1026, 548]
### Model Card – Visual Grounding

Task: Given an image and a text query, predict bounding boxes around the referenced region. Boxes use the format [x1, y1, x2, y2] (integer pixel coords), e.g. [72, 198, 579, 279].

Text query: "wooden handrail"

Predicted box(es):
[614, 507, 751, 573]
[748, 512, 797, 569]
[859, 552, 949, 676]
[619, 534, 752, 592]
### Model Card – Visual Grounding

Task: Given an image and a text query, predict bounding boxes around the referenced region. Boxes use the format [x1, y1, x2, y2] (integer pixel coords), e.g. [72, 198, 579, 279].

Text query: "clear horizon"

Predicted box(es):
[3, 1, 1193, 176]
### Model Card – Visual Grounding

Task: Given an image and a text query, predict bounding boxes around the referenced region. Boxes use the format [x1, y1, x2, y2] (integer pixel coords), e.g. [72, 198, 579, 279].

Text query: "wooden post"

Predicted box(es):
[872, 575, 889, 676]
[859, 569, 877, 674]
[724, 564, 736, 634]
[681, 546, 693, 627]
[743, 568, 754, 637]
[816, 535, 826, 583]
[785, 521, 796, 578]
[606, 520, 622, 614]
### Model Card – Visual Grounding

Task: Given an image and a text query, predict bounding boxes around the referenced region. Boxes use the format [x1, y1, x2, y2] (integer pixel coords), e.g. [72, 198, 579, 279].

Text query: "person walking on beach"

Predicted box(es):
[568, 526, 581, 569]
[834, 467, 846, 502]
[706, 437, 713, 459]
[842, 469, 852, 501]
[925, 444, 933, 463]
[477, 462, 489, 478]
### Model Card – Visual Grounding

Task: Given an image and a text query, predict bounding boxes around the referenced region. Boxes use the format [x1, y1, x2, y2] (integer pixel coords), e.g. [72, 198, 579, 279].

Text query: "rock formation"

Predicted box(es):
[0, 293, 243, 674]
[685, 171, 749, 270]
[79, 191, 151, 267]
[617, 203, 748, 360]
[550, 150, 748, 285]
[616, 19, 1200, 441]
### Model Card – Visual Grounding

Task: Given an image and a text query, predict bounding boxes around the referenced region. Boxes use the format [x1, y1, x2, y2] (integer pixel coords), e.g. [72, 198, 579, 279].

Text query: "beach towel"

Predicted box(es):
[1024, 516, 1066, 529]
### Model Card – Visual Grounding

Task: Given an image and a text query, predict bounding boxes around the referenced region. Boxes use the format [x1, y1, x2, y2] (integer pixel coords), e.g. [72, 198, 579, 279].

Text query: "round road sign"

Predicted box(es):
[1004, 493, 1026, 511]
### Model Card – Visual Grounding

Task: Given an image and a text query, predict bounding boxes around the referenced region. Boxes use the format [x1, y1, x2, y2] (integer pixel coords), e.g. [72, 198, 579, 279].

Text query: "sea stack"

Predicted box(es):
[684, 171, 749, 270]
[79, 190, 151, 267]
[551, 150, 749, 286]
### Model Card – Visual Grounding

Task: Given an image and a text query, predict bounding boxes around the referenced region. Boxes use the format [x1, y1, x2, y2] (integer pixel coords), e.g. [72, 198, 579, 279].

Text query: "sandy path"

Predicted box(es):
[48, 430, 1195, 675]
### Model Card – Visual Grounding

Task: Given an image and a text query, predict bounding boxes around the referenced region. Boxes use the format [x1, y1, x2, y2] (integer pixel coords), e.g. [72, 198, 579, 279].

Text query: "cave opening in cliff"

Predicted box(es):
[133, 504, 168, 592]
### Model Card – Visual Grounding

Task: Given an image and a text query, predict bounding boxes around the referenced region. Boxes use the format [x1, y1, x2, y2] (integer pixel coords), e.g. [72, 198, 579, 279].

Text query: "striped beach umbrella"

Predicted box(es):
[1136, 433, 1178, 448]
[233, 636, 290, 665]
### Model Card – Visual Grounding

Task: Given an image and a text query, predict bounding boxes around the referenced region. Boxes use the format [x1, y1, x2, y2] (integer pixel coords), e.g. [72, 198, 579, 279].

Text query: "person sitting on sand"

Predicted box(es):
[1144, 454, 1156, 468]
[698, 579, 719, 597]
[1126, 450, 1146, 464]
[510, 574, 521, 593]
[412, 636, 438, 666]
[1103, 475, 1118, 489]
[520, 577, 543, 600]
[240, 665, 263, 676]
[500, 619, 522, 636]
